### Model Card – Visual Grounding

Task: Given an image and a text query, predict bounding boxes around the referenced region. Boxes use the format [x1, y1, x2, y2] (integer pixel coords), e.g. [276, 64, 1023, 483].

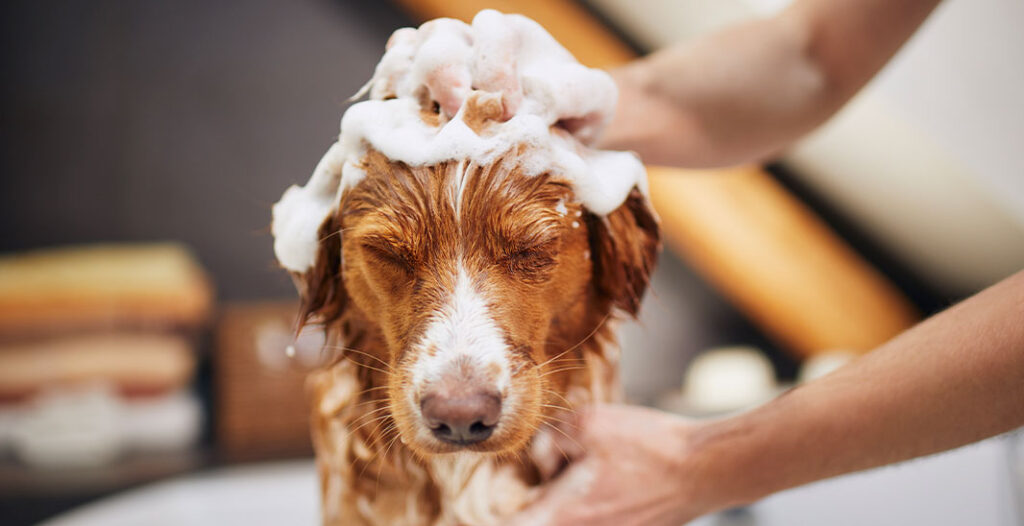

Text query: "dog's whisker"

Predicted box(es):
[349, 403, 392, 419]
[540, 421, 575, 464]
[541, 356, 588, 365]
[325, 395, 389, 419]
[341, 416, 390, 443]
[359, 425, 397, 471]
[359, 422, 400, 481]
[540, 419, 585, 455]
[540, 414, 578, 433]
[354, 421, 398, 480]
[352, 385, 390, 399]
[537, 312, 611, 370]
[374, 432, 404, 491]
[539, 402, 574, 413]
[539, 366, 587, 377]
[543, 389, 576, 409]
[370, 422, 398, 452]
[541, 359, 587, 369]
[317, 226, 357, 243]
[349, 361, 394, 378]
[536, 347, 579, 371]
[362, 365, 394, 377]
[542, 361, 589, 371]
[340, 410, 393, 442]
[350, 397, 392, 411]
[323, 345, 396, 372]
[339, 419, 391, 456]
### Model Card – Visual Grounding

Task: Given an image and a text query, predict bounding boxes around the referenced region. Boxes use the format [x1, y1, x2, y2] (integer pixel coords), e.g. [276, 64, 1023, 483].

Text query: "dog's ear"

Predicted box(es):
[293, 210, 349, 331]
[586, 188, 660, 317]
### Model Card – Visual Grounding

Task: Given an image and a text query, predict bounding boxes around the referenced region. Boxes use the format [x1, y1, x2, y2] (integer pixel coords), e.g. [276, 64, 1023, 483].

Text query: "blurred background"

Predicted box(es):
[1, 0, 1021, 525]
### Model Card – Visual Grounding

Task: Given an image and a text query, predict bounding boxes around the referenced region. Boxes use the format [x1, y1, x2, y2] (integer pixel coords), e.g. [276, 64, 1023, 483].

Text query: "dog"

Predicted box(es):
[273, 11, 660, 526]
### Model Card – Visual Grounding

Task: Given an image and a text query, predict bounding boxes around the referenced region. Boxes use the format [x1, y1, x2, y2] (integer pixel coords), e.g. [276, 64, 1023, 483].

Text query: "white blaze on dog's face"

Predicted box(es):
[406, 264, 513, 448]
[410, 265, 511, 398]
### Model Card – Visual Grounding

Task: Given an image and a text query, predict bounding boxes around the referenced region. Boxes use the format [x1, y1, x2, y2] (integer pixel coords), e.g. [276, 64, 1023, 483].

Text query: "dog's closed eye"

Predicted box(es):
[500, 240, 558, 282]
[360, 240, 417, 274]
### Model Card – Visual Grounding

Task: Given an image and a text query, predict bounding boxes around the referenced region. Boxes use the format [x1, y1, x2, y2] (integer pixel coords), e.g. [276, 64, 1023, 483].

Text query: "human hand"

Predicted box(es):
[596, 62, 709, 166]
[369, 10, 617, 143]
[503, 404, 718, 526]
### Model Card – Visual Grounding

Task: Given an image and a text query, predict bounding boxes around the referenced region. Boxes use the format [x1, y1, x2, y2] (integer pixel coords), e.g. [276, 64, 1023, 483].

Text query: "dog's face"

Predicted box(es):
[298, 148, 658, 458]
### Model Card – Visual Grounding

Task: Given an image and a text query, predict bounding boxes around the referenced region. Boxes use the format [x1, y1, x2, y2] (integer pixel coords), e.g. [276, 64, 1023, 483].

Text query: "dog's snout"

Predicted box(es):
[421, 390, 501, 445]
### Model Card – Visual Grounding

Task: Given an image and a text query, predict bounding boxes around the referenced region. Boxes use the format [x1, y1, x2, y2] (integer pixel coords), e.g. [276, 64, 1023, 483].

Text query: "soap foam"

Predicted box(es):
[273, 9, 647, 273]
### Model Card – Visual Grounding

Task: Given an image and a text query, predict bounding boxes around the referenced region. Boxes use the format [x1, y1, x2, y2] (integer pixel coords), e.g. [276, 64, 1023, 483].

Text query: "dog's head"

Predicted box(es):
[294, 145, 657, 457]
[275, 9, 659, 460]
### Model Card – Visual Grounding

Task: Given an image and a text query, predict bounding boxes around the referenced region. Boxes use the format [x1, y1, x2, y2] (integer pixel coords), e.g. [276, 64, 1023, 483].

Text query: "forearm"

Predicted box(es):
[689, 270, 1024, 510]
[602, 0, 941, 167]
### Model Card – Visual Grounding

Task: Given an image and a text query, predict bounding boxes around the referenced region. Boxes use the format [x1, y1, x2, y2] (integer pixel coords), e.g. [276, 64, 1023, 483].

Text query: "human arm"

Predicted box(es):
[506, 269, 1024, 525]
[600, 0, 942, 167]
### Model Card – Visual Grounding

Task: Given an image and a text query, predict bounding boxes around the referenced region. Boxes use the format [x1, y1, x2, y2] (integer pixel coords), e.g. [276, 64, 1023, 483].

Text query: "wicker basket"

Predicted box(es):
[214, 301, 326, 461]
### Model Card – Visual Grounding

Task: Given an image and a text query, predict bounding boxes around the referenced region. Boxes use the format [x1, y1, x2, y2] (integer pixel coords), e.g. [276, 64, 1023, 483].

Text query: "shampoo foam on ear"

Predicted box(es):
[272, 9, 647, 273]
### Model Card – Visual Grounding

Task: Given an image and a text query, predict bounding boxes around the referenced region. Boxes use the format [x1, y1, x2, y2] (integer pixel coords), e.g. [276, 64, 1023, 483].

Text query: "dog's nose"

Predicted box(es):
[421, 391, 501, 445]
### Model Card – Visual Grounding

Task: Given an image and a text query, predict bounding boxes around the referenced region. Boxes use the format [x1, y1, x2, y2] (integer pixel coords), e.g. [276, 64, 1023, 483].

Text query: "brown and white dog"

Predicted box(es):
[290, 129, 658, 525]
[276, 15, 660, 526]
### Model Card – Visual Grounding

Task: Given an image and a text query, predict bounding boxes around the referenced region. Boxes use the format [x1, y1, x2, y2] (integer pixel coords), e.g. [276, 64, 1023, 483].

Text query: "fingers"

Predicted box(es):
[412, 20, 473, 117]
[369, 11, 615, 136]
[471, 9, 522, 120]
[423, 62, 471, 116]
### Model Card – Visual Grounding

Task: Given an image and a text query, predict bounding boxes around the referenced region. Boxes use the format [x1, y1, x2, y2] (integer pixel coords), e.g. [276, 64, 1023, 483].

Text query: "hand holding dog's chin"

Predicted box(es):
[503, 404, 718, 526]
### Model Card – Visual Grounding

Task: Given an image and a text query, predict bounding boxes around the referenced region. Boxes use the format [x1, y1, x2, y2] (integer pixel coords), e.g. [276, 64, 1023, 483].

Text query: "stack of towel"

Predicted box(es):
[0, 244, 212, 468]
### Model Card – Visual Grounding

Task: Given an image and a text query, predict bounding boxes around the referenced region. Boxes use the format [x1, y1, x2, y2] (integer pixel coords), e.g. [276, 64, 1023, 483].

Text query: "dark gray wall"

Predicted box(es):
[0, 0, 412, 300]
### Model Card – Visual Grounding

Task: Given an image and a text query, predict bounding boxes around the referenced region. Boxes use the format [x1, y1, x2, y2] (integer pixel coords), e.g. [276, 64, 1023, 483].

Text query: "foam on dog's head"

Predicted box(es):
[272, 9, 647, 273]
